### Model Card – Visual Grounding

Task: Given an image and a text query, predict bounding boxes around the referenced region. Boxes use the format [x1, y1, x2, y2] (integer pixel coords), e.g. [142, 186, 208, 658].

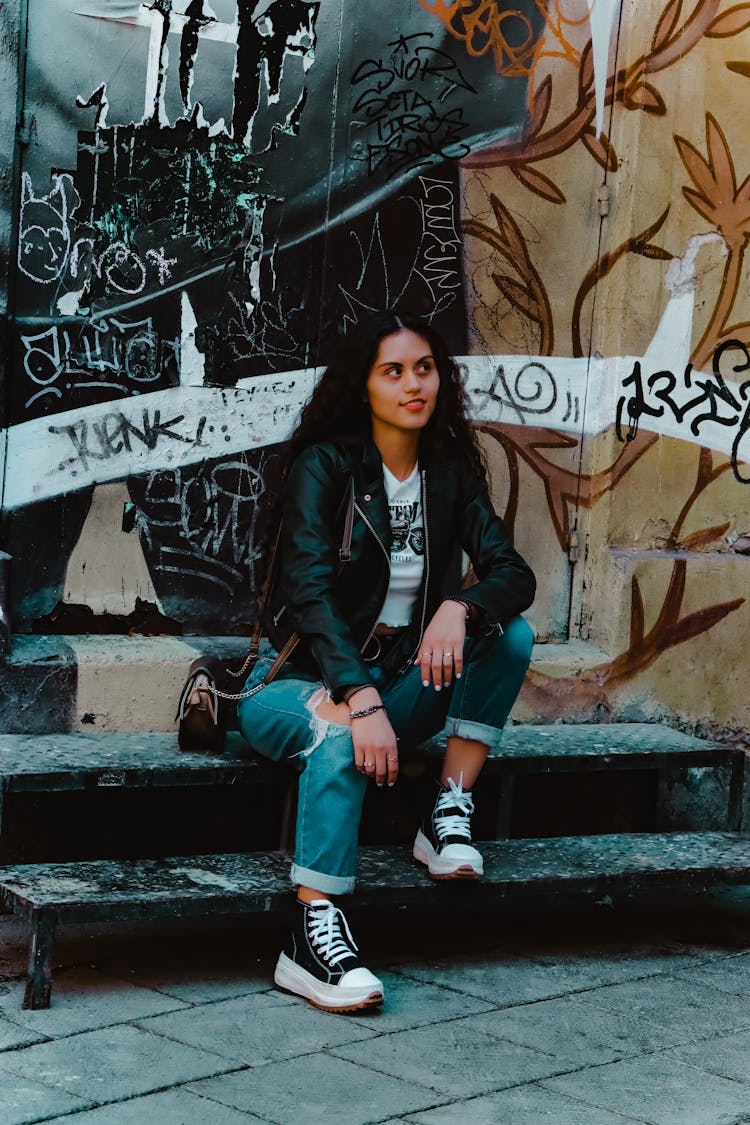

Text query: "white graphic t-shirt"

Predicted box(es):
[378, 463, 424, 627]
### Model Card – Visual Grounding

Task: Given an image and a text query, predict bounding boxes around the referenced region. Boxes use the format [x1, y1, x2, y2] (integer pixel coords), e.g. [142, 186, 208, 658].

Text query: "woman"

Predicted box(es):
[238, 310, 535, 1013]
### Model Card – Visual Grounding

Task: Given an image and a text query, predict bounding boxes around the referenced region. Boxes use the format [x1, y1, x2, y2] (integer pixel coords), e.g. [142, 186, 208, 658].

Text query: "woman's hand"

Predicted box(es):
[348, 687, 399, 787]
[415, 600, 467, 690]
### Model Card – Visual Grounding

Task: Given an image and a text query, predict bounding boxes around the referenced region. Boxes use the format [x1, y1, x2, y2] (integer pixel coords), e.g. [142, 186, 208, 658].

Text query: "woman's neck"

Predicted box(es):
[372, 428, 420, 482]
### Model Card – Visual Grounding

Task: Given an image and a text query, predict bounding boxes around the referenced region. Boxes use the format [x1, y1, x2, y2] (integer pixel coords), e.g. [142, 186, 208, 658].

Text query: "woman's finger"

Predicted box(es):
[441, 647, 454, 686]
[453, 642, 464, 680]
[374, 747, 389, 788]
[431, 650, 444, 690]
[386, 748, 399, 788]
[418, 646, 434, 687]
[353, 743, 366, 774]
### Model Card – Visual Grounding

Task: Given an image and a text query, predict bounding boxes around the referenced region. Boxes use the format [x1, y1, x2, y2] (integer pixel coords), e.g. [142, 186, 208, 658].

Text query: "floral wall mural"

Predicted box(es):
[424, 0, 750, 737]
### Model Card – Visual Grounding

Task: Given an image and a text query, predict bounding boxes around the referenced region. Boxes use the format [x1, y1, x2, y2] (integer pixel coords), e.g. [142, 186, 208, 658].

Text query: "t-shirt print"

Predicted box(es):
[380, 463, 424, 626]
[390, 499, 424, 560]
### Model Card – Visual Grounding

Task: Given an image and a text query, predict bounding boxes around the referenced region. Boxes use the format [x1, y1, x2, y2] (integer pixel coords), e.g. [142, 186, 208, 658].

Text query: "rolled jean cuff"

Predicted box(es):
[290, 863, 356, 896]
[443, 717, 505, 752]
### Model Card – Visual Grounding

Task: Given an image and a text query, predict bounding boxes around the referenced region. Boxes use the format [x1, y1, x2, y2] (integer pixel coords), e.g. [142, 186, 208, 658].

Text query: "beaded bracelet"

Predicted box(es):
[349, 703, 385, 720]
[445, 596, 471, 620]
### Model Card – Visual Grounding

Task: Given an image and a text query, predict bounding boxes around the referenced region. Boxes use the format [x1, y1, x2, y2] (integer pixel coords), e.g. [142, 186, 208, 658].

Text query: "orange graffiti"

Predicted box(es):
[418, 0, 540, 77]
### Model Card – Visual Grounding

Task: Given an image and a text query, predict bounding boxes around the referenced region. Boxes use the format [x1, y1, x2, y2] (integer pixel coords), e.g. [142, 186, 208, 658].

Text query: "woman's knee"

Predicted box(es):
[501, 615, 535, 668]
[468, 615, 534, 676]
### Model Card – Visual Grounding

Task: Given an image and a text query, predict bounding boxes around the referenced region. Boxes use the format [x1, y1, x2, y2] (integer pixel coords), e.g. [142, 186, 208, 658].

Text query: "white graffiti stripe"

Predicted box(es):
[3, 353, 750, 510]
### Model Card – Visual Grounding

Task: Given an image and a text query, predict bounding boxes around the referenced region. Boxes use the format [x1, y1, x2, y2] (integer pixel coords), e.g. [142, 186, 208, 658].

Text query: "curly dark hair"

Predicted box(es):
[257, 310, 486, 569]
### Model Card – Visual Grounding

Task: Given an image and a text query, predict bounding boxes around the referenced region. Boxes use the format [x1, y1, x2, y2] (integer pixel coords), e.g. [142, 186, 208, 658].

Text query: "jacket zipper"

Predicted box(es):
[400, 469, 430, 673]
[354, 499, 391, 654]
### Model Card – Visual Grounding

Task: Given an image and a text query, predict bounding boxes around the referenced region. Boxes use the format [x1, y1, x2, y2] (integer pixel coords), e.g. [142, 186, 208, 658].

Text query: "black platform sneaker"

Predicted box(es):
[274, 898, 384, 1012]
[413, 775, 484, 879]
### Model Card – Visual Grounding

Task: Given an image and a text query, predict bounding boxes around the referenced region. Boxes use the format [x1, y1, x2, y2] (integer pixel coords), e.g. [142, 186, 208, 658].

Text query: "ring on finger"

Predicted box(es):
[364, 761, 375, 768]
[420, 651, 432, 659]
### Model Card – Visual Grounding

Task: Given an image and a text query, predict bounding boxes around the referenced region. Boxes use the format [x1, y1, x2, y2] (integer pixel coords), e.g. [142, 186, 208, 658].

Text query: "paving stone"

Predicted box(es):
[0, 966, 188, 1037]
[100, 948, 273, 1004]
[0, 1024, 236, 1102]
[331, 1015, 574, 1097]
[56, 1088, 267, 1123]
[666, 1028, 750, 1083]
[667, 951, 750, 998]
[542, 1055, 750, 1125]
[392, 954, 621, 1006]
[0, 1073, 90, 1125]
[584, 973, 750, 1037]
[138, 991, 376, 1066]
[187, 1052, 449, 1124]
[527, 947, 703, 985]
[346, 972, 495, 1033]
[0, 989, 48, 1049]
[406, 1083, 646, 1124]
[463, 992, 693, 1064]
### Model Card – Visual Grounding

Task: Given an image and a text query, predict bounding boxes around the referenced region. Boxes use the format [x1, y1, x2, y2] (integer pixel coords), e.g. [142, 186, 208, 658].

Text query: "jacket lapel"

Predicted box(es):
[355, 440, 391, 554]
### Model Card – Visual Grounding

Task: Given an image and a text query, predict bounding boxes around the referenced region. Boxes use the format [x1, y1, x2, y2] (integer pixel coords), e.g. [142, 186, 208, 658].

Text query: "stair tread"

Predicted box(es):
[2, 832, 749, 921]
[0, 724, 730, 792]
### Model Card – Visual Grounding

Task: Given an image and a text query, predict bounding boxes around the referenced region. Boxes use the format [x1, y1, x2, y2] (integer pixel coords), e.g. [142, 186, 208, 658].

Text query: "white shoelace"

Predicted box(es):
[433, 775, 474, 842]
[308, 900, 358, 966]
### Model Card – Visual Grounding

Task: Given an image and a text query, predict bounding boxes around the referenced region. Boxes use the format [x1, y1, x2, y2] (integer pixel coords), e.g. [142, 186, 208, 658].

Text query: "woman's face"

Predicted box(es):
[364, 329, 440, 438]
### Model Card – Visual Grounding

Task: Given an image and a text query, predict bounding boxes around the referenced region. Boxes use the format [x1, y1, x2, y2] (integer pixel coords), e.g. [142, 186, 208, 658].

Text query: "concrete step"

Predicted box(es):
[5, 831, 750, 1008]
[1, 635, 613, 734]
[0, 725, 733, 793]
[0, 726, 741, 866]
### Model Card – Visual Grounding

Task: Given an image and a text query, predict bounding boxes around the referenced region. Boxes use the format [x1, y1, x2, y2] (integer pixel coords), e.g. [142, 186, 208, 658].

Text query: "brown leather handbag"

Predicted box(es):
[176, 480, 355, 753]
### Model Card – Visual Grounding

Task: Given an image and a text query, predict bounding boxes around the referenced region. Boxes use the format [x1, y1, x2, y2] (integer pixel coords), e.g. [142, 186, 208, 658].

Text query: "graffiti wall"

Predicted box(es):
[1, 0, 540, 634]
[1, 0, 750, 739]
[444, 0, 750, 738]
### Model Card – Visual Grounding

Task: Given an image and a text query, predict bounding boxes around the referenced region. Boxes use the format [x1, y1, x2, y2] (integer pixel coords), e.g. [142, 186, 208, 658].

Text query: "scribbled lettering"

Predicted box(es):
[20, 317, 177, 412]
[50, 409, 208, 473]
[420, 0, 539, 77]
[615, 341, 750, 483]
[351, 32, 475, 176]
[416, 176, 462, 312]
[135, 455, 266, 592]
[471, 361, 562, 424]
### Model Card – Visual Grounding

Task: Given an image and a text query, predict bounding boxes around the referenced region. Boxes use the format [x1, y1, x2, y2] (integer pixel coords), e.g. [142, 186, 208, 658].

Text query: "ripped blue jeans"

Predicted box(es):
[237, 616, 534, 896]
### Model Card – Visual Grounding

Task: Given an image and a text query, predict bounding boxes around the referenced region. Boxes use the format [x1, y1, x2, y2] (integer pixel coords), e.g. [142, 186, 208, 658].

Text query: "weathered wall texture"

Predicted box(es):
[449, 0, 750, 738]
[1, 0, 749, 740]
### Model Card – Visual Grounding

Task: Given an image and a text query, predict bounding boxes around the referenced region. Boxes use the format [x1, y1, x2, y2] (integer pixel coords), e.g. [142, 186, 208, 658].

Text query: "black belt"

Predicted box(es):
[363, 627, 408, 663]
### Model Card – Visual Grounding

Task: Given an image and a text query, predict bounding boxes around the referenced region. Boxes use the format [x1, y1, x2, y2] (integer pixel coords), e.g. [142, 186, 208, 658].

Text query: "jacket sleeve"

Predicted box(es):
[451, 468, 536, 627]
[279, 448, 375, 700]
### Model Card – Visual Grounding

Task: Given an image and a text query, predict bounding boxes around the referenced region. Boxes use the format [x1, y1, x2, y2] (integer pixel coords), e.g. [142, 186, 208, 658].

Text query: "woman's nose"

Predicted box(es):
[402, 368, 420, 391]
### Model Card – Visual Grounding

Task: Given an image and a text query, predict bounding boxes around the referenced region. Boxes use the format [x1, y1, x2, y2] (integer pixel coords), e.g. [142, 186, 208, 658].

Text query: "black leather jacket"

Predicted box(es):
[264, 439, 536, 701]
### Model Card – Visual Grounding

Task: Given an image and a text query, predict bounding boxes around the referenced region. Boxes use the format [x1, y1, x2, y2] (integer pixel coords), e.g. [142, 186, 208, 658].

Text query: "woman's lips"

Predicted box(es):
[402, 400, 426, 412]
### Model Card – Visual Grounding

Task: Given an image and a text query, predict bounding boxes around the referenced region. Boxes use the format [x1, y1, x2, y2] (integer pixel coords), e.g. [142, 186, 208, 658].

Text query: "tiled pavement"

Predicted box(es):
[2, 894, 750, 1124]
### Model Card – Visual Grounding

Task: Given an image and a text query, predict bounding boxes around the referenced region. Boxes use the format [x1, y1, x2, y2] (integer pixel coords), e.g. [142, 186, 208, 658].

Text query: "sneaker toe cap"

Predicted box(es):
[440, 843, 482, 863]
[340, 967, 383, 992]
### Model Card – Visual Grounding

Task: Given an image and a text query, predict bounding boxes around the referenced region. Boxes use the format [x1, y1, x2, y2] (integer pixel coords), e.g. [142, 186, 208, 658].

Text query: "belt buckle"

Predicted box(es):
[362, 635, 383, 663]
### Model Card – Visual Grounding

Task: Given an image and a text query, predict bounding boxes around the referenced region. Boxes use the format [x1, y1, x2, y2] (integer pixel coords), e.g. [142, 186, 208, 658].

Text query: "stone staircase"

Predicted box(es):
[1, 719, 748, 1009]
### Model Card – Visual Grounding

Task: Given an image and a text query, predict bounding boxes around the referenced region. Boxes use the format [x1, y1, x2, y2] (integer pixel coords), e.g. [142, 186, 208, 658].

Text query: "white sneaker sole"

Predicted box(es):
[413, 829, 484, 879]
[274, 952, 384, 1012]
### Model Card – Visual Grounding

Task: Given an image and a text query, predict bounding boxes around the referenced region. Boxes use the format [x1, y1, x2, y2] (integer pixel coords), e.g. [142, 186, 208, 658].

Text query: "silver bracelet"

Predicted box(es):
[349, 703, 385, 720]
